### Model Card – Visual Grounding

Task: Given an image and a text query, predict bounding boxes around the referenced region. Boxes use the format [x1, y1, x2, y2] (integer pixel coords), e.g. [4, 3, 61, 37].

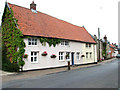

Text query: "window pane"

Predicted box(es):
[86, 52, 88, 58]
[32, 38, 34, 41]
[35, 42, 37, 45]
[31, 52, 33, 56]
[65, 41, 69, 45]
[34, 52, 37, 55]
[35, 39, 37, 41]
[34, 57, 37, 61]
[32, 41, 34, 45]
[76, 53, 79, 60]
[35, 39, 37, 45]
[61, 41, 64, 45]
[89, 44, 91, 47]
[28, 42, 31, 45]
[28, 38, 31, 45]
[59, 56, 61, 60]
[28, 38, 31, 41]
[90, 52, 92, 58]
[31, 57, 33, 62]
[61, 56, 63, 60]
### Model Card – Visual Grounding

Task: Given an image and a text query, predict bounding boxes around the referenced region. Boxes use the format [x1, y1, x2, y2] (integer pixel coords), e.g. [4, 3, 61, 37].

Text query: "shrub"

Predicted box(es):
[18, 60, 25, 67]
[2, 59, 19, 72]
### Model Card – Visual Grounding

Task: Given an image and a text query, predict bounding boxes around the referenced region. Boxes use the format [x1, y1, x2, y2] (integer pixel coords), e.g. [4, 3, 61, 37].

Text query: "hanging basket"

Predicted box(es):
[23, 54, 28, 58]
[41, 51, 48, 56]
[50, 54, 56, 58]
[65, 54, 69, 59]
[81, 55, 85, 57]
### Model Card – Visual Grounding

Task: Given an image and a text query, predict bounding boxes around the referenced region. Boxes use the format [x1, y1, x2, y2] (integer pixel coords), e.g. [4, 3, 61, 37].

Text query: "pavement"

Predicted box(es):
[2, 58, 117, 83]
[1, 58, 116, 76]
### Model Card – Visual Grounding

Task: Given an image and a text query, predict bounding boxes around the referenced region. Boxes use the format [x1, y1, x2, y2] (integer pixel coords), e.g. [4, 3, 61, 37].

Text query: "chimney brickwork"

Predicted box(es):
[30, 1, 36, 10]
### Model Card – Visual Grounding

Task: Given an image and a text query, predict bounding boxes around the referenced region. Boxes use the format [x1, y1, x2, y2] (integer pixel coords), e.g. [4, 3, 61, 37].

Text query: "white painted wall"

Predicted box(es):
[23, 38, 97, 70]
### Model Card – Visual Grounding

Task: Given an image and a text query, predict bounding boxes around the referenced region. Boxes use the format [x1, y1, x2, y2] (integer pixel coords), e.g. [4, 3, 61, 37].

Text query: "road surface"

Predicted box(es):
[2, 58, 118, 88]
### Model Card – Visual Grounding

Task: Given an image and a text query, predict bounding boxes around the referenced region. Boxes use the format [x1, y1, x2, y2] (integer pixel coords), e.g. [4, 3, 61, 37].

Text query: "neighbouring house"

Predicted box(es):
[2, 1, 97, 71]
[102, 35, 118, 59]
[109, 43, 117, 58]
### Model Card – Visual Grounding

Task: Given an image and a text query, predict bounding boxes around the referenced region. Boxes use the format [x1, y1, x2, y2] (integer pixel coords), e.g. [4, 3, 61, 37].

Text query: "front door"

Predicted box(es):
[71, 52, 74, 65]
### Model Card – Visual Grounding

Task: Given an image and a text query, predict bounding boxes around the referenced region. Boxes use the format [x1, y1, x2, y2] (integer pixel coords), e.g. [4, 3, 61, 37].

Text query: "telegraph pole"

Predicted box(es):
[98, 28, 100, 60]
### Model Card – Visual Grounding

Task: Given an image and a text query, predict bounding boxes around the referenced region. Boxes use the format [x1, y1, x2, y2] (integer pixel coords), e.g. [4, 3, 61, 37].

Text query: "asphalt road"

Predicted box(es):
[2, 58, 118, 88]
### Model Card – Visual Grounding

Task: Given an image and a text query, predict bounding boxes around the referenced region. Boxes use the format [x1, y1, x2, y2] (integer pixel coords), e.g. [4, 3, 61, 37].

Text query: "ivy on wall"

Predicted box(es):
[39, 38, 61, 47]
[2, 5, 25, 71]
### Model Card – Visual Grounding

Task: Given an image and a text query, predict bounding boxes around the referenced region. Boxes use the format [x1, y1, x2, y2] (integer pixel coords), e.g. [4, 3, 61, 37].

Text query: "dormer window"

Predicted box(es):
[28, 38, 37, 46]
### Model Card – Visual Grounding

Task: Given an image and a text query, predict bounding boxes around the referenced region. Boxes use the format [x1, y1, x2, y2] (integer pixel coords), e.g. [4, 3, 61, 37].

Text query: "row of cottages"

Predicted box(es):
[6, 2, 97, 71]
[93, 34, 118, 60]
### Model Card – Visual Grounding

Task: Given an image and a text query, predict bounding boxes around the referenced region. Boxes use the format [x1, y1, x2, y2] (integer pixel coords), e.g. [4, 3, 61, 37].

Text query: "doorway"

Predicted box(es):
[71, 52, 75, 65]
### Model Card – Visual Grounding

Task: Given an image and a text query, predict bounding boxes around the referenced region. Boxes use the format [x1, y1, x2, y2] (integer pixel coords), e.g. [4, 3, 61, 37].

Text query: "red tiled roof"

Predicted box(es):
[8, 3, 96, 43]
[110, 44, 116, 48]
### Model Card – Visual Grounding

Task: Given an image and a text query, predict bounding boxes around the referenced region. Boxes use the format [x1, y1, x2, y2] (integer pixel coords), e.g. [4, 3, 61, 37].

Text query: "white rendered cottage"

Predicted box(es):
[7, 2, 97, 71]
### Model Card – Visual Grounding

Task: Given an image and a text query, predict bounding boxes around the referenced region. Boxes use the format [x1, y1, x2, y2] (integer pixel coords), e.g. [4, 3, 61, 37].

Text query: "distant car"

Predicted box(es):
[116, 54, 120, 58]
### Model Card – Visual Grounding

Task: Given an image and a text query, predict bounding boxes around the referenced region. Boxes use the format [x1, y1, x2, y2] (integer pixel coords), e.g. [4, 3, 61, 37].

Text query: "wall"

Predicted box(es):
[106, 44, 111, 58]
[23, 38, 97, 70]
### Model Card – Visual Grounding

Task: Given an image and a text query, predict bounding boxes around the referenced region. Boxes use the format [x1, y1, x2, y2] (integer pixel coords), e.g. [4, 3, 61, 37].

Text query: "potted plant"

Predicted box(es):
[41, 51, 47, 56]
[65, 54, 69, 59]
[50, 54, 56, 58]
[23, 54, 28, 58]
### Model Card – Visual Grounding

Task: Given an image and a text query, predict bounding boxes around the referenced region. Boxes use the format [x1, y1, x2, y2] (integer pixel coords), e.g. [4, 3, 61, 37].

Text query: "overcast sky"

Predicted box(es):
[0, 0, 119, 44]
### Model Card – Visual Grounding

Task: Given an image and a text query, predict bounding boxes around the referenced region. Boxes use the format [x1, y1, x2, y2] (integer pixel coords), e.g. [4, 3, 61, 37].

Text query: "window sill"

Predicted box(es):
[59, 60, 65, 62]
[61, 45, 70, 47]
[30, 62, 38, 64]
[28, 45, 38, 47]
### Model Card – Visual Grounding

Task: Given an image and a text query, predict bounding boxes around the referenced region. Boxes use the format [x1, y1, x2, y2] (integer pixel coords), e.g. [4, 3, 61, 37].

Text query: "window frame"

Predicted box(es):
[89, 44, 91, 47]
[90, 52, 92, 58]
[76, 52, 80, 60]
[86, 43, 92, 48]
[30, 51, 39, 63]
[86, 52, 88, 59]
[28, 38, 38, 46]
[61, 40, 69, 46]
[59, 52, 64, 61]
[86, 43, 88, 47]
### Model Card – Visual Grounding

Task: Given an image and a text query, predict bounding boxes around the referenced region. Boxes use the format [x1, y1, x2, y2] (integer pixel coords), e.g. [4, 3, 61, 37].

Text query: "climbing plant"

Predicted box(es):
[102, 42, 107, 59]
[39, 37, 61, 47]
[2, 5, 25, 71]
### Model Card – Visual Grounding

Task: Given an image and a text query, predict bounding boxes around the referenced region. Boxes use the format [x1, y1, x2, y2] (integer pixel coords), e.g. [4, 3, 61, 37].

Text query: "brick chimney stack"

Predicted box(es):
[104, 35, 107, 42]
[30, 1, 36, 10]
